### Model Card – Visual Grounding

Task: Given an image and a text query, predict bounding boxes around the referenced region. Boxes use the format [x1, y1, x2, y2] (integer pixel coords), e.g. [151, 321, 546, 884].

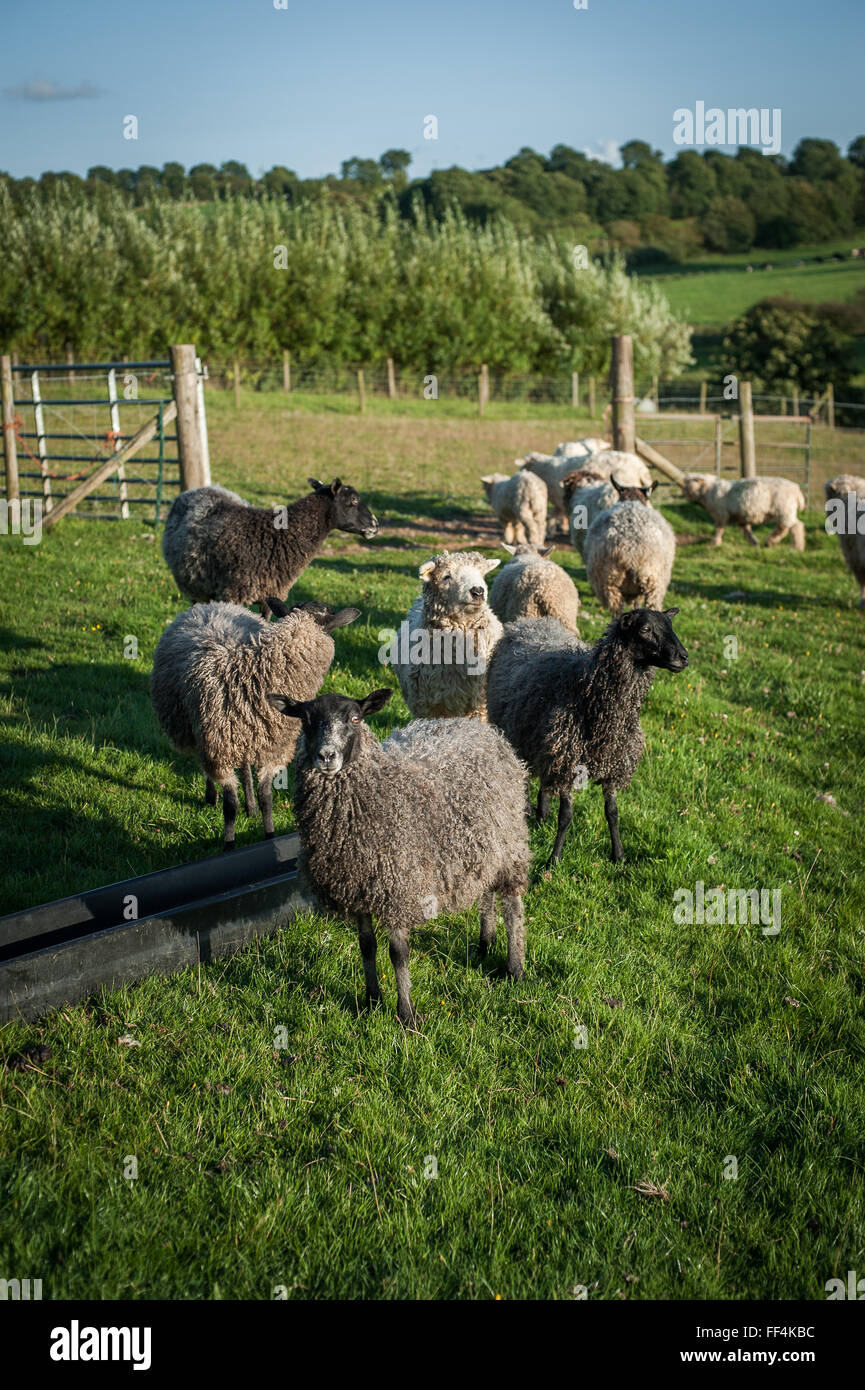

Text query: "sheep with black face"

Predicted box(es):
[161, 477, 379, 617]
[487, 608, 688, 864]
[268, 689, 532, 1026]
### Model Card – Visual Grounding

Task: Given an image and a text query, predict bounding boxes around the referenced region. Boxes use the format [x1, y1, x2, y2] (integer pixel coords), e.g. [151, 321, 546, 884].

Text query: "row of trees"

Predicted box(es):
[3, 137, 863, 256]
[0, 183, 692, 378]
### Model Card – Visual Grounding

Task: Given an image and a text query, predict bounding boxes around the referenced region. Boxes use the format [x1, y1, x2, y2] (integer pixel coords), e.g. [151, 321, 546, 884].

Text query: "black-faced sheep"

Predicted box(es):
[481, 470, 547, 547]
[489, 543, 579, 634]
[825, 474, 865, 606]
[487, 608, 688, 864]
[680, 474, 805, 550]
[268, 689, 531, 1026]
[392, 550, 502, 719]
[150, 598, 359, 849]
[161, 478, 379, 616]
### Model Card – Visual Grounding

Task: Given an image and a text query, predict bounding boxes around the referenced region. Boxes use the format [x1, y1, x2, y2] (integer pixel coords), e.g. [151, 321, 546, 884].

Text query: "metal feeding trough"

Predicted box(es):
[0, 834, 312, 1024]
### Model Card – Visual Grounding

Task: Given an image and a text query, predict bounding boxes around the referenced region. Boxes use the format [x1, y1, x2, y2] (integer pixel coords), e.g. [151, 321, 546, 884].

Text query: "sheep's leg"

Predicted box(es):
[258, 598, 272, 620]
[743, 524, 759, 547]
[257, 769, 275, 839]
[712, 525, 725, 547]
[221, 779, 239, 852]
[503, 521, 515, 545]
[766, 524, 789, 547]
[603, 785, 624, 863]
[388, 928, 415, 1027]
[205, 777, 217, 806]
[791, 521, 806, 551]
[549, 790, 574, 865]
[357, 914, 381, 1009]
[501, 895, 525, 980]
[478, 889, 497, 956]
[241, 763, 258, 817]
[536, 786, 551, 823]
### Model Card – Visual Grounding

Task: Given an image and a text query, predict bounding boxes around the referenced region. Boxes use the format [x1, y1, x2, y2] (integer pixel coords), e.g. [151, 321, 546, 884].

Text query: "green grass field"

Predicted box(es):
[1, 398, 863, 1299]
[644, 239, 865, 332]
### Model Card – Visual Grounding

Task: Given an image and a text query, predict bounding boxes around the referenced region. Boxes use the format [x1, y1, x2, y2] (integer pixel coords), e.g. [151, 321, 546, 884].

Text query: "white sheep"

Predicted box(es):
[392, 550, 502, 719]
[489, 543, 580, 633]
[565, 472, 656, 557]
[681, 473, 806, 549]
[584, 500, 676, 615]
[825, 474, 865, 606]
[481, 470, 547, 547]
[518, 438, 612, 532]
[574, 449, 653, 489]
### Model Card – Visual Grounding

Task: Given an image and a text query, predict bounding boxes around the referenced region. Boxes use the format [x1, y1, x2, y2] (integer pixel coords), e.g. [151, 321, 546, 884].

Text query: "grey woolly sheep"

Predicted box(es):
[161, 478, 379, 616]
[392, 550, 503, 719]
[267, 689, 531, 1026]
[481, 470, 548, 547]
[825, 474, 865, 606]
[519, 439, 611, 532]
[680, 473, 805, 549]
[564, 472, 656, 556]
[584, 498, 676, 615]
[150, 597, 359, 849]
[489, 543, 580, 634]
[487, 608, 688, 864]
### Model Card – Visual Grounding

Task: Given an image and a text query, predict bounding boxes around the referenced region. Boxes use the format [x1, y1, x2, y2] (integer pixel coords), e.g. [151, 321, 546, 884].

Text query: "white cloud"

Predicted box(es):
[3, 79, 104, 102]
[583, 139, 620, 166]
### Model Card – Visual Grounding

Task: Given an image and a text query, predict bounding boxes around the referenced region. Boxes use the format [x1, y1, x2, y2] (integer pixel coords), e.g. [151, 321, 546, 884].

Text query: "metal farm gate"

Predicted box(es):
[1, 351, 209, 524]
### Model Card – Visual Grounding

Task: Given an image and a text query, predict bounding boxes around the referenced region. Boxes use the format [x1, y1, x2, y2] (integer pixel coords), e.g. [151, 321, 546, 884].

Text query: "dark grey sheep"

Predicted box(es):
[161, 478, 378, 616]
[267, 689, 531, 1026]
[487, 609, 688, 864]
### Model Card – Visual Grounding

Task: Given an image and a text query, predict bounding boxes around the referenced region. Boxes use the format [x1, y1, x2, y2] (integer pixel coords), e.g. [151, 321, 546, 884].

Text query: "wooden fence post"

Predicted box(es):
[170, 345, 206, 492]
[652, 373, 659, 411]
[610, 335, 635, 454]
[792, 386, 799, 417]
[481, 362, 489, 407]
[387, 357, 396, 400]
[357, 370, 366, 414]
[714, 414, 722, 478]
[233, 361, 241, 409]
[827, 382, 835, 430]
[572, 371, 579, 409]
[739, 380, 756, 477]
[699, 380, 707, 414]
[588, 376, 596, 418]
[66, 344, 75, 384]
[1, 355, 19, 502]
[283, 351, 291, 394]
[477, 372, 484, 417]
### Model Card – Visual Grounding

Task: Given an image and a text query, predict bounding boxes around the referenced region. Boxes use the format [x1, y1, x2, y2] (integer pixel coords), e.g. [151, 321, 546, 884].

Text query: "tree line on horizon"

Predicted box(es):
[2, 136, 865, 261]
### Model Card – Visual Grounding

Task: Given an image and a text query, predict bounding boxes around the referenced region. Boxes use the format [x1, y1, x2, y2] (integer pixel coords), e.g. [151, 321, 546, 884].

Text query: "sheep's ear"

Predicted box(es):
[267, 693, 307, 719]
[267, 596, 290, 619]
[326, 607, 362, 630]
[480, 558, 500, 575]
[619, 610, 641, 630]
[307, 477, 324, 492]
[358, 688, 392, 716]
[539, 546, 554, 557]
[329, 477, 342, 495]
[649, 481, 659, 494]
[501, 543, 517, 555]
[610, 475, 624, 494]
[420, 552, 447, 580]
[663, 607, 680, 618]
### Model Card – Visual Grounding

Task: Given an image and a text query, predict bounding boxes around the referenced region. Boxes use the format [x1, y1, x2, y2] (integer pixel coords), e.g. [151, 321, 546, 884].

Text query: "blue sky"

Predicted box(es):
[1, 0, 862, 179]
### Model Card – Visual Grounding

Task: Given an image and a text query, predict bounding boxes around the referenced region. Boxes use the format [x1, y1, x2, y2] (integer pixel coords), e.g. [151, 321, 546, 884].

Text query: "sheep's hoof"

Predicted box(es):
[222, 842, 236, 854]
[507, 965, 525, 982]
[264, 831, 275, 840]
[363, 991, 384, 1012]
[398, 1009, 422, 1031]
